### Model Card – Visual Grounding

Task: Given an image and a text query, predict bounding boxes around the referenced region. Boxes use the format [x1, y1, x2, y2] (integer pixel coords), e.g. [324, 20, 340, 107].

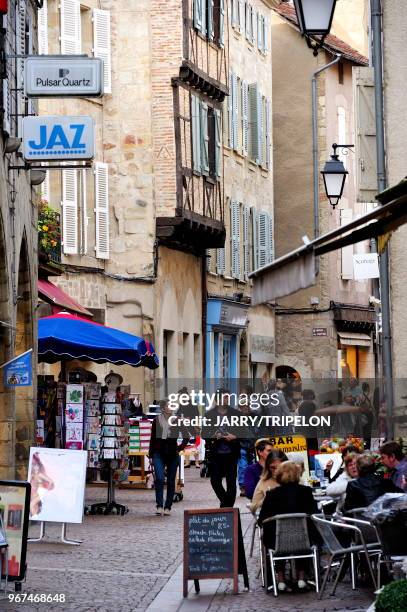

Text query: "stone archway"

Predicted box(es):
[0, 212, 13, 479]
[15, 235, 34, 479]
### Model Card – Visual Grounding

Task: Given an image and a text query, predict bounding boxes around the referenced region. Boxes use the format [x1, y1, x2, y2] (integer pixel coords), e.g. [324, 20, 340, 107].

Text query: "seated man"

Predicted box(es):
[244, 438, 273, 500]
[380, 440, 407, 489]
[344, 453, 401, 512]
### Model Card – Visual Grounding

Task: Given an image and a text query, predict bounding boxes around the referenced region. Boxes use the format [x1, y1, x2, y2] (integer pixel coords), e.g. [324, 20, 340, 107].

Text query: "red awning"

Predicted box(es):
[38, 279, 93, 318]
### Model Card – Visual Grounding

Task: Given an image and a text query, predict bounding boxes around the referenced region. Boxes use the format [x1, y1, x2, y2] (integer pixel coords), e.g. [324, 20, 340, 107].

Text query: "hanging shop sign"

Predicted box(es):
[2, 349, 32, 387]
[25, 56, 103, 98]
[22, 116, 95, 161]
[353, 253, 380, 280]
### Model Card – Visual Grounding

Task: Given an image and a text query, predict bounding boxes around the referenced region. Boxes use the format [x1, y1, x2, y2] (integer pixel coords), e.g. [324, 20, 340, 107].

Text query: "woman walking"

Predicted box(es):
[149, 400, 190, 516]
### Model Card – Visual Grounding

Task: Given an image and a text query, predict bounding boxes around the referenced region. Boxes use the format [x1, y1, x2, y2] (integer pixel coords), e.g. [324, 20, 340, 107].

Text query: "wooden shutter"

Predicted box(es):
[38, 0, 48, 54]
[243, 205, 250, 278]
[194, 0, 206, 35]
[251, 206, 258, 271]
[219, 0, 225, 47]
[60, 0, 81, 54]
[93, 9, 111, 94]
[232, 73, 239, 151]
[200, 101, 209, 175]
[257, 210, 269, 268]
[340, 208, 353, 279]
[192, 94, 201, 172]
[94, 162, 109, 259]
[230, 200, 241, 279]
[80, 168, 88, 255]
[16, 0, 26, 138]
[214, 108, 222, 178]
[257, 13, 263, 51]
[242, 80, 249, 156]
[353, 66, 377, 203]
[248, 83, 262, 164]
[208, 0, 214, 41]
[216, 248, 225, 275]
[62, 168, 78, 255]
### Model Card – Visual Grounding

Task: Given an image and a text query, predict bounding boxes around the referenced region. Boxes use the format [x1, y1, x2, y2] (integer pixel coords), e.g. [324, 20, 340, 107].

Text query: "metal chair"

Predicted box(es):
[312, 514, 377, 599]
[246, 504, 265, 586]
[337, 514, 383, 587]
[261, 513, 320, 597]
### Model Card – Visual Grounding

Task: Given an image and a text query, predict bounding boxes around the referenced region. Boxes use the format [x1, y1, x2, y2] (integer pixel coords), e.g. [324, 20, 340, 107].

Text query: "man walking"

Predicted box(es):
[203, 389, 243, 507]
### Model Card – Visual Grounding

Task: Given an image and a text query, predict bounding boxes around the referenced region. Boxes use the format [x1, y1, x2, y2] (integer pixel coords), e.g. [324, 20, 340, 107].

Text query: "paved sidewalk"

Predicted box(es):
[3, 470, 373, 612]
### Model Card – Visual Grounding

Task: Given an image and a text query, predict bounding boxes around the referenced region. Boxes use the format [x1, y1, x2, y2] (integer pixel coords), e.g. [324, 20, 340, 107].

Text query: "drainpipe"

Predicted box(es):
[371, 0, 394, 437]
[312, 53, 342, 245]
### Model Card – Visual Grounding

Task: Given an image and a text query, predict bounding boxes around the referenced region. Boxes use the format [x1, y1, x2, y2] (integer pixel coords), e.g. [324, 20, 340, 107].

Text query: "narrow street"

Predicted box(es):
[4, 471, 373, 612]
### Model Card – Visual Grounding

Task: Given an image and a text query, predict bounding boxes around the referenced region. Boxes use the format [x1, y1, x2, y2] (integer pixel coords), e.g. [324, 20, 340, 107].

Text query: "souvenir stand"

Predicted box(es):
[37, 313, 159, 516]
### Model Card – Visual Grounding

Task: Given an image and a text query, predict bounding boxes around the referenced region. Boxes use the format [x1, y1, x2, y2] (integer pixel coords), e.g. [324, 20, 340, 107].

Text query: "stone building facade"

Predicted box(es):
[207, 0, 275, 386]
[0, 1, 38, 478]
[270, 3, 376, 385]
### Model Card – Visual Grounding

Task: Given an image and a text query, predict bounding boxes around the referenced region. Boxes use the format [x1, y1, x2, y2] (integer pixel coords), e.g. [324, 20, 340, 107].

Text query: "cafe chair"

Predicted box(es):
[312, 514, 377, 599]
[261, 513, 320, 597]
[246, 504, 265, 586]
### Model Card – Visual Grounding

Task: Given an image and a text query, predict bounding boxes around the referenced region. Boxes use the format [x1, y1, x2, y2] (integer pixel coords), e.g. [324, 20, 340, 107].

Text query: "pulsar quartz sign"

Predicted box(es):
[22, 116, 95, 161]
[24, 56, 103, 97]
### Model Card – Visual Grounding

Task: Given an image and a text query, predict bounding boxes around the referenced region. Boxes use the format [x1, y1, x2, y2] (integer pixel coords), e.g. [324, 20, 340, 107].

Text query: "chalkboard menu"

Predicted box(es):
[183, 508, 238, 597]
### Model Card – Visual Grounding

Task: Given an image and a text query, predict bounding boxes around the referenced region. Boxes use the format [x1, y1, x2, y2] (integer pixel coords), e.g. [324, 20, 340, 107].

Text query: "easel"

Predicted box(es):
[28, 521, 81, 545]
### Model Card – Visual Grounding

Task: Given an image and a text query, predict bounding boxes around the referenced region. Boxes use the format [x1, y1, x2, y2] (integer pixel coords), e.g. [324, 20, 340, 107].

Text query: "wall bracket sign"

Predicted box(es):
[24, 55, 103, 98]
[22, 116, 95, 162]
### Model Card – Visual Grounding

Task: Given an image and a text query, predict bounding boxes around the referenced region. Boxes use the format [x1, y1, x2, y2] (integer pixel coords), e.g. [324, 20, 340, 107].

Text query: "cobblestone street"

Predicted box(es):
[2, 470, 374, 612]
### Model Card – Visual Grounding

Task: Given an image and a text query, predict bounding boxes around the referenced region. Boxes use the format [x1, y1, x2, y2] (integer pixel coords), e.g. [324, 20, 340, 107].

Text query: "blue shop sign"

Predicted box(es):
[3, 349, 33, 387]
[22, 116, 95, 161]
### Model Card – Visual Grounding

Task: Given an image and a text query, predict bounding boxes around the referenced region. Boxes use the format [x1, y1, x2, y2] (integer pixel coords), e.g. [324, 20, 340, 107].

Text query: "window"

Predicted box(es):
[194, 0, 225, 47]
[191, 94, 222, 178]
[248, 83, 271, 168]
[230, 200, 241, 279]
[251, 207, 273, 270]
[60, 0, 81, 54]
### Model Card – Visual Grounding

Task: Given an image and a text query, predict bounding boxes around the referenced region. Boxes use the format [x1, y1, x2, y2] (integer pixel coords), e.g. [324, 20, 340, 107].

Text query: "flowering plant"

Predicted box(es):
[38, 199, 61, 258]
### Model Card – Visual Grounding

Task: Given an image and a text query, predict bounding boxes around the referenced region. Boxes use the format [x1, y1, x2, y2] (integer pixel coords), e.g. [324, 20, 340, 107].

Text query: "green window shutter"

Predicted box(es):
[192, 94, 201, 172]
[242, 80, 249, 156]
[200, 101, 209, 175]
[208, 0, 214, 41]
[232, 73, 239, 151]
[248, 83, 262, 163]
[230, 201, 241, 279]
[251, 206, 258, 271]
[215, 108, 222, 178]
[194, 0, 205, 34]
[243, 205, 250, 278]
[219, 0, 225, 47]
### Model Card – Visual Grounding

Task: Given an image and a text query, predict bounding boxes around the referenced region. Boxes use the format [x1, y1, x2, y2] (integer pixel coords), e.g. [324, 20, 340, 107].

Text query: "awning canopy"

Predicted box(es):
[338, 331, 372, 347]
[38, 279, 93, 318]
[38, 313, 159, 369]
[250, 177, 407, 303]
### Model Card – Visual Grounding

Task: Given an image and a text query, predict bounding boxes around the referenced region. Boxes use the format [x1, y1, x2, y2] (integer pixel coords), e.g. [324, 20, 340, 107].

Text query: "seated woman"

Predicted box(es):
[325, 452, 358, 511]
[258, 461, 319, 592]
[249, 450, 288, 512]
[343, 453, 402, 512]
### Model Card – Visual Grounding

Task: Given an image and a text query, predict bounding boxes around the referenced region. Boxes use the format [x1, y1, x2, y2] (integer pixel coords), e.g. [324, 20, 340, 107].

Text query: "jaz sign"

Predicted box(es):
[25, 56, 103, 98]
[22, 116, 95, 161]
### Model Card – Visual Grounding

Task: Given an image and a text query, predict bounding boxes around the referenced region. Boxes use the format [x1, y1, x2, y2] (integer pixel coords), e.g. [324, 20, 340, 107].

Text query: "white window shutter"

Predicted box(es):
[228, 72, 233, 148]
[242, 80, 249, 156]
[265, 97, 271, 169]
[219, 0, 225, 47]
[38, 0, 48, 54]
[93, 9, 111, 94]
[238, 0, 245, 33]
[245, 2, 250, 40]
[41, 169, 50, 203]
[251, 206, 258, 271]
[17, 1, 26, 138]
[250, 6, 255, 44]
[60, 0, 81, 54]
[266, 212, 273, 263]
[80, 168, 88, 255]
[214, 108, 222, 178]
[216, 248, 225, 275]
[340, 208, 354, 279]
[230, 200, 240, 279]
[2, 78, 11, 135]
[200, 101, 209, 175]
[232, 73, 239, 151]
[206, 250, 212, 272]
[192, 95, 201, 172]
[264, 17, 269, 53]
[257, 210, 268, 268]
[232, 0, 238, 27]
[94, 162, 109, 259]
[208, 0, 214, 42]
[62, 168, 78, 255]
[257, 13, 262, 51]
[243, 205, 250, 278]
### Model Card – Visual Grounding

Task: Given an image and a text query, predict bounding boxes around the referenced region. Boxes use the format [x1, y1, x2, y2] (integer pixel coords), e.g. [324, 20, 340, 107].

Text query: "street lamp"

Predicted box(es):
[293, 0, 337, 55]
[321, 143, 354, 208]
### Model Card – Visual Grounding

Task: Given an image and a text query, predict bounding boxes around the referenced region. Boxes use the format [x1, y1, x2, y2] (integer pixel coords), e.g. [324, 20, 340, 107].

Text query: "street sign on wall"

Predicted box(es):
[22, 116, 95, 161]
[25, 56, 103, 98]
